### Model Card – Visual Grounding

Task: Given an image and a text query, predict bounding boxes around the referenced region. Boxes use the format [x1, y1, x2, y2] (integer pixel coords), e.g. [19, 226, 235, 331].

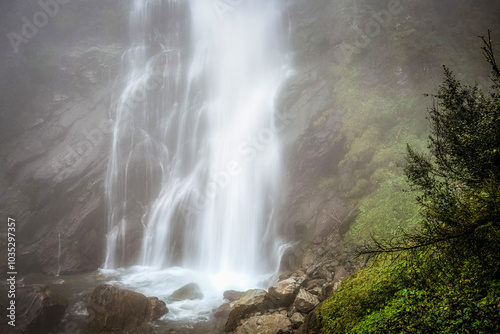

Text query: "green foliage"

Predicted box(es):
[319, 256, 500, 333]
[346, 173, 420, 242]
[318, 259, 402, 333]
[353, 277, 500, 333]
[319, 32, 500, 334]
[361, 32, 500, 280]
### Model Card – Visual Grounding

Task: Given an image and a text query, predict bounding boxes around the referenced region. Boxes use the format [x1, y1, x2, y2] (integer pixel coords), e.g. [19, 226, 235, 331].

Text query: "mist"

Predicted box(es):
[1, 0, 499, 333]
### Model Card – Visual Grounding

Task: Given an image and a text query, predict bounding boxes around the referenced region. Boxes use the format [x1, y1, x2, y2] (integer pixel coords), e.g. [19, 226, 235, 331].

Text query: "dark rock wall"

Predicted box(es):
[1, 0, 500, 278]
[0, 0, 130, 275]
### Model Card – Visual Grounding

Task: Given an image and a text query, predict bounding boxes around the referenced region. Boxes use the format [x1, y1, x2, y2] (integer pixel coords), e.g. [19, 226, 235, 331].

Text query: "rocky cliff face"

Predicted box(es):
[277, 0, 500, 281]
[1, 0, 499, 283]
[277, 0, 361, 280]
[0, 0, 128, 275]
[2, 1, 500, 333]
[0, 0, 341, 277]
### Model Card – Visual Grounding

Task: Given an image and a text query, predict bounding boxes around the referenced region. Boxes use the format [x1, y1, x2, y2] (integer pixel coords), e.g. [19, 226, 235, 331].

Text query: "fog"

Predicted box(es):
[1, 0, 499, 333]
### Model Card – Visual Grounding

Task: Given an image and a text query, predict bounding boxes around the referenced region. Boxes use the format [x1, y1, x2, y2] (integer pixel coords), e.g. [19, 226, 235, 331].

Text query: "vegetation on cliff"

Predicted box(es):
[318, 31, 500, 333]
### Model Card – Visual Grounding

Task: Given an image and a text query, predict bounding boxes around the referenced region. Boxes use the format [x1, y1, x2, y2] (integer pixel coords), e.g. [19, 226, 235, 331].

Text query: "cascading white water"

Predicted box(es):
[104, 0, 290, 317]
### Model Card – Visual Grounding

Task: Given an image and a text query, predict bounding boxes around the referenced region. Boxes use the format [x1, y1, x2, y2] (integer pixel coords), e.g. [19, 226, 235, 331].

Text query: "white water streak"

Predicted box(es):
[105, 0, 290, 284]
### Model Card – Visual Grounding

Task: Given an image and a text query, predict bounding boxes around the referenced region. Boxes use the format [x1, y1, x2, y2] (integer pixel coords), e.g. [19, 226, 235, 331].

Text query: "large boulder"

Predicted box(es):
[223, 290, 244, 302]
[225, 289, 273, 332]
[86, 284, 167, 332]
[10, 285, 68, 334]
[214, 303, 231, 319]
[294, 288, 320, 313]
[297, 305, 321, 334]
[146, 297, 169, 322]
[168, 283, 204, 301]
[290, 312, 305, 329]
[234, 313, 292, 334]
[267, 276, 304, 307]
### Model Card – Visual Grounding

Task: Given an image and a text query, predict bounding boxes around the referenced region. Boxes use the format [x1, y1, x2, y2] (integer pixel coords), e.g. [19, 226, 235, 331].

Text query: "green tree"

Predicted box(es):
[319, 32, 500, 334]
[360, 30, 500, 284]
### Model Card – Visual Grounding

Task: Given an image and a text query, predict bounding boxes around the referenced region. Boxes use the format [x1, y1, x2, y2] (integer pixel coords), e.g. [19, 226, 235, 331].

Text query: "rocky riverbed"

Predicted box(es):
[8, 264, 347, 334]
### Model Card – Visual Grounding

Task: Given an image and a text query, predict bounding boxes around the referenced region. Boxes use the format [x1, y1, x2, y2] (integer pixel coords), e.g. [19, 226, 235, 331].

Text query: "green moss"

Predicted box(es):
[318, 176, 337, 190]
[318, 259, 401, 333]
[345, 172, 420, 243]
[346, 179, 371, 199]
[352, 279, 500, 333]
[318, 258, 500, 334]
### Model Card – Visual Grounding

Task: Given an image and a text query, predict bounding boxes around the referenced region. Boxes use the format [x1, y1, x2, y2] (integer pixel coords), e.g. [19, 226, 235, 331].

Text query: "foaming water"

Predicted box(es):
[104, 0, 290, 317]
[100, 266, 262, 321]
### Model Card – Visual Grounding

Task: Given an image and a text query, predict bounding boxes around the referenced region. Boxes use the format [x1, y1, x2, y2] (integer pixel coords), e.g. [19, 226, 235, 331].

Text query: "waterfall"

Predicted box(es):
[105, 0, 290, 287]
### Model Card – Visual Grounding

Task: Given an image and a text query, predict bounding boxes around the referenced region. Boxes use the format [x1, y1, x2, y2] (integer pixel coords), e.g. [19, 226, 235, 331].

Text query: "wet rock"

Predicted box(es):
[223, 290, 244, 302]
[169, 283, 204, 301]
[305, 279, 326, 291]
[225, 289, 272, 332]
[13, 285, 68, 334]
[301, 305, 321, 334]
[309, 287, 323, 298]
[86, 284, 167, 332]
[214, 303, 231, 319]
[290, 312, 305, 328]
[146, 297, 168, 322]
[267, 277, 303, 307]
[234, 314, 292, 334]
[294, 289, 320, 313]
[334, 267, 348, 282]
[321, 282, 335, 300]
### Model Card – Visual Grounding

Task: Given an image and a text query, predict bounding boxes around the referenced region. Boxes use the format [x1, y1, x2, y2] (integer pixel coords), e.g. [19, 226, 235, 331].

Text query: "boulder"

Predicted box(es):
[169, 283, 203, 301]
[333, 267, 348, 282]
[294, 289, 320, 313]
[86, 284, 167, 332]
[309, 287, 323, 298]
[290, 312, 305, 328]
[321, 282, 335, 300]
[267, 277, 303, 307]
[305, 279, 326, 291]
[301, 305, 321, 334]
[14, 285, 68, 334]
[214, 303, 231, 319]
[223, 290, 244, 302]
[225, 289, 273, 332]
[234, 314, 292, 334]
[146, 297, 168, 322]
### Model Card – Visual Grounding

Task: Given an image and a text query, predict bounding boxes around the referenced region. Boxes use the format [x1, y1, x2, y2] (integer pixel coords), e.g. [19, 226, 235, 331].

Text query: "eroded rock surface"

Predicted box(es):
[267, 277, 304, 307]
[294, 289, 320, 314]
[86, 284, 167, 332]
[234, 313, 292, 334]
[225, 289, 273, 332]
[11, 285, 68, 334]
[169, 283, 204, 301]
